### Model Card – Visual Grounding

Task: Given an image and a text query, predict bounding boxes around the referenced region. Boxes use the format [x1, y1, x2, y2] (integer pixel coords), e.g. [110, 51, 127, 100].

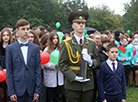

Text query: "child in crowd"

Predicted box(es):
[130, 39, 138, 88]
[98, 37, 110, 63]
[43, 30, 64, 102]
[0, 28, 13, 102]
[28, 30, 40, 45]
[117, 36, 132, 86]
[98, 43, 126, 102]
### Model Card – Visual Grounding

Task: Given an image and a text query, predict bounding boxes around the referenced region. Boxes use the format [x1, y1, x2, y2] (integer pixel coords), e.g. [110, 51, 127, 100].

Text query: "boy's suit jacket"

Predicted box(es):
[6, 41, 41, 96]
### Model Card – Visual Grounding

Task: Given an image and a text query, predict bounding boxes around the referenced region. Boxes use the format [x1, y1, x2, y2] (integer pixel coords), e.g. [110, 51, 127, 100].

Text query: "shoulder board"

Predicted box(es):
[86, 38, 94, 42]
[63, 38, 72, 42]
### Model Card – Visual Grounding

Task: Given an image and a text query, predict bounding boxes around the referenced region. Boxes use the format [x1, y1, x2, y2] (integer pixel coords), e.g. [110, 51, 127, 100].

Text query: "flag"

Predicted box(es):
[118, 45, 127, 54]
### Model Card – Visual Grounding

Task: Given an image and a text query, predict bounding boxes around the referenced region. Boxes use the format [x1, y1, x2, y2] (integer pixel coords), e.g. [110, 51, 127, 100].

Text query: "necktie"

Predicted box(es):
[112, 62, 116, 72]
[19, 43, 29, 47]
[80, 39, 83, 46]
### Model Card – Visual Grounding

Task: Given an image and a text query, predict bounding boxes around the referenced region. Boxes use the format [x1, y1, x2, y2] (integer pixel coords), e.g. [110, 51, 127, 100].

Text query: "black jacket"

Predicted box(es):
[98, 46, 108, 63]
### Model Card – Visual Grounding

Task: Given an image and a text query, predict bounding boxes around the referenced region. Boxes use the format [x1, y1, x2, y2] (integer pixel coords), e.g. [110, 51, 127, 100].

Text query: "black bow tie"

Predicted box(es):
[19, 43, 29, 47]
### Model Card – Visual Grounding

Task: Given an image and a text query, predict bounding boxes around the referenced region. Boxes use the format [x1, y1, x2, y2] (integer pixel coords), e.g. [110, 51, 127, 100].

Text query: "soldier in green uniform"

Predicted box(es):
[58, 8, 99, 102]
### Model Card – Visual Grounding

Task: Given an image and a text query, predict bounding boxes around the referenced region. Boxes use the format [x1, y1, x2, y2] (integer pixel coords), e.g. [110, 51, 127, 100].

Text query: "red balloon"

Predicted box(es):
[40, 52, 50, 64]
[2, 71, 7, 84]
[0, 70, 6, 82]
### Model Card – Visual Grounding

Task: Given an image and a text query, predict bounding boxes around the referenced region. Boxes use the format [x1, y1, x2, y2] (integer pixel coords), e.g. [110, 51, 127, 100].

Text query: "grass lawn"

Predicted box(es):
[127, 86, 138, 102]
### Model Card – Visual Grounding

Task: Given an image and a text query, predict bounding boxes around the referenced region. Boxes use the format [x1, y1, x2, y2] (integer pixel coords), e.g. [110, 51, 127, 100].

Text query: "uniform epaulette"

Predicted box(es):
[63, 37, 72, 42]
[86, 38, 94, 42]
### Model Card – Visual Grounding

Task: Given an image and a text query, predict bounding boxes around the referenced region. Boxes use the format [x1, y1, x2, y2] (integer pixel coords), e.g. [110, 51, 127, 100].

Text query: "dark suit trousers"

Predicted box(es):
[12, 90, 33, 102]
[105, 95, 122, 102]
[65, 89, 94, 102]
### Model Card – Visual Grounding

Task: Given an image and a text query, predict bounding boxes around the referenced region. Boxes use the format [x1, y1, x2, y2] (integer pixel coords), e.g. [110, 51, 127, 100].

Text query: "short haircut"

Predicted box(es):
[101, 37, 110, 44]
[38, 26, 45, 31]
[6, 24, 12, 28]
[16, 19, 30, 28]
[106, 43, 117, 52]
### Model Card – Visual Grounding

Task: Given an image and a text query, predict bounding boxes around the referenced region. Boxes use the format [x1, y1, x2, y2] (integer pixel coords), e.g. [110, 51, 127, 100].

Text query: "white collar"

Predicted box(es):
[74, 34, 84, 45]
[106, 59, 117, 65]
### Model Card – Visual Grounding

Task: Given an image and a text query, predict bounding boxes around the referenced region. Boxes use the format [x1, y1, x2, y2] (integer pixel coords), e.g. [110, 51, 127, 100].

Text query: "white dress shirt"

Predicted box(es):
[74, 34, 84, 45]
[18, 40, 29, 65]
[106, 59, 118, 72]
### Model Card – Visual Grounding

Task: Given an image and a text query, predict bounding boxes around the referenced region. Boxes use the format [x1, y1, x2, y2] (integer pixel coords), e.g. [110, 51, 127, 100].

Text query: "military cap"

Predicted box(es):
[68, 8, 89, 24]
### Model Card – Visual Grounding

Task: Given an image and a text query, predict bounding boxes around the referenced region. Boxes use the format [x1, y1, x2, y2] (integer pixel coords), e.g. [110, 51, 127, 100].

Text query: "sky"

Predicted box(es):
[85, 0, 130, 15]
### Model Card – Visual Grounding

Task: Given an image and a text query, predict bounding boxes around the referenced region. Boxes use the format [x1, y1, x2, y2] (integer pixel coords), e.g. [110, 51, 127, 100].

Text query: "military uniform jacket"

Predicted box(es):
[59, 35, 99, 91]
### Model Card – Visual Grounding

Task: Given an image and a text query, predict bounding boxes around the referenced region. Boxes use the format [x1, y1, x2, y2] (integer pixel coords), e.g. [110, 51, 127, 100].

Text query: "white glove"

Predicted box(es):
[74, 76, 90, 82]
[82, 53, 93, 66]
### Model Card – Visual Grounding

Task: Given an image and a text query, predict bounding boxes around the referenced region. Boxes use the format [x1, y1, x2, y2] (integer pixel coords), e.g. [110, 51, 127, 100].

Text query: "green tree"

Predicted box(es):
[122, 0, 138, 32]
[87, 5, 121, 32]
[0, 0, 89, 31]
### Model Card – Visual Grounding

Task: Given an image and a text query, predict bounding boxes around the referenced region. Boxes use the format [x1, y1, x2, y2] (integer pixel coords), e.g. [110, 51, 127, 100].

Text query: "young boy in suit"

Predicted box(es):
[6, 19, 42, 102]
[98, 43, 126, 102]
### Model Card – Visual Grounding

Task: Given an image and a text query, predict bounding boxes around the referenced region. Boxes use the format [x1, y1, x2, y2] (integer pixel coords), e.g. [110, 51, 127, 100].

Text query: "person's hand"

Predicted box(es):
[33, 93, 39, 102]
[122, 99, 126, 102]
[121, 58, 125, 62]
[74, 76, 90, 82]
[82, 53, 93, 66]
[41, 65, 44, 69]
[10, 94, 17, 102]
[3, 69, 6, 73]
[103, 99, 107, 102]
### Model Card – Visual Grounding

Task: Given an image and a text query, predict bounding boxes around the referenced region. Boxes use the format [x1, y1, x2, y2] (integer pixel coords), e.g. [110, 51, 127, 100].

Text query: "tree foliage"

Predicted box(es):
[0, 0, 121, 32]
[122, 0, 138, 32]
[87, 5, 121, 32]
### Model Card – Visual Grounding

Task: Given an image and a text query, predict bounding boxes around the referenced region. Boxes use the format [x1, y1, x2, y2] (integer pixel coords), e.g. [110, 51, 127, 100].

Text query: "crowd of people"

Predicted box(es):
[0, 8, 138, 102]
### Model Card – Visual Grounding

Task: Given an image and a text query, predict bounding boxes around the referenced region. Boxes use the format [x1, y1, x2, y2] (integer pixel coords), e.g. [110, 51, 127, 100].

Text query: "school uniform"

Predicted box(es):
[117, 45, 132, 85]
[98, 59, 126, 102]
[43, 47, 64, 102]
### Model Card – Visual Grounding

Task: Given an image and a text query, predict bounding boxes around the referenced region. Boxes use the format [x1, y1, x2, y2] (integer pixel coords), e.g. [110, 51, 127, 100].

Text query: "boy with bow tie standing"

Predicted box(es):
[6, 19, 41, 102]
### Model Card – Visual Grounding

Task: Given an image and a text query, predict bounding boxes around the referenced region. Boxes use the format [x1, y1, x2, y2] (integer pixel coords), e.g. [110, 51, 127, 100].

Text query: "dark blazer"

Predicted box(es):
[98, 61, 126, 101]
[59, 36, 99, 91]
[6, 41, 42, 97]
